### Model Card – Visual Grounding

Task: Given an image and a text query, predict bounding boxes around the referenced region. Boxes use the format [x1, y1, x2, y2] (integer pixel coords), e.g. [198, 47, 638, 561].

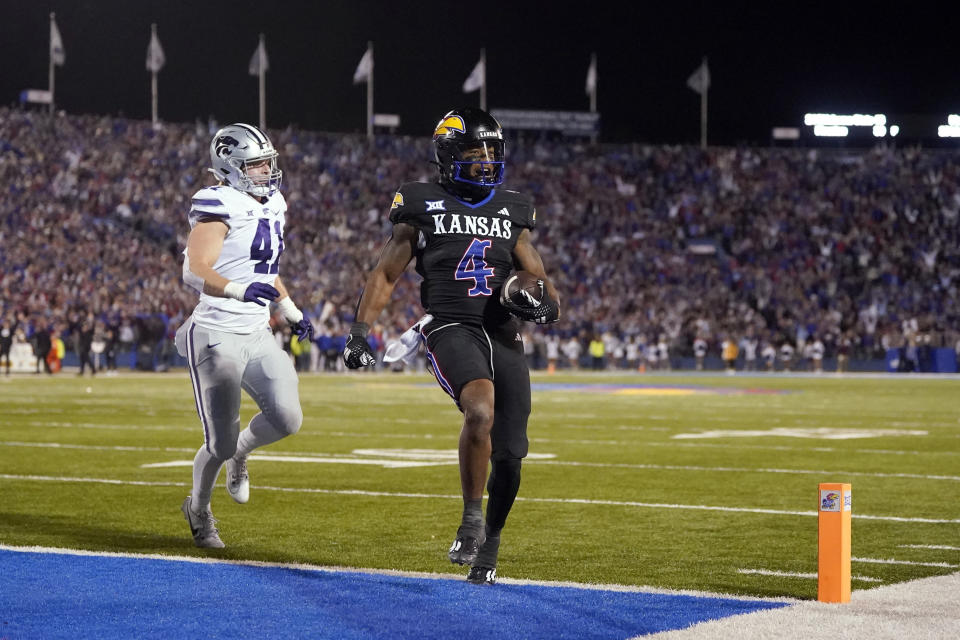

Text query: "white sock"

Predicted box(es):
[191, 446, 225, 512]
[235, 412, 289, 459]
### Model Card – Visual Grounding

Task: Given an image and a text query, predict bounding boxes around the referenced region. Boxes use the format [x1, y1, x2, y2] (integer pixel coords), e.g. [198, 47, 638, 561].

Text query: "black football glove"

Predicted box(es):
[500, 279, 561, 324]
[343, 322, 377, 369]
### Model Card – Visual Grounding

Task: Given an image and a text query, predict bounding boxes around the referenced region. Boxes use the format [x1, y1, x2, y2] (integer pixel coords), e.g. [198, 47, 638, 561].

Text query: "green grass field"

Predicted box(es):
[1, 371, 957, 600]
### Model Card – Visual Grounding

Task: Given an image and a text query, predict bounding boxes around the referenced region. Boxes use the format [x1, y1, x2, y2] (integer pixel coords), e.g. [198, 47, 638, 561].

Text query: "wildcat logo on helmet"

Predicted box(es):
[214, 135, 241, 159]
[433, 115, 466, 139]
[391, 192, 404, 209]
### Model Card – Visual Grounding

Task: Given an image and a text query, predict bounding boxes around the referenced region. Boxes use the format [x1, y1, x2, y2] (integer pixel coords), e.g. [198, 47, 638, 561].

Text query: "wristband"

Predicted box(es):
[350, 322, 370, 338]
[276, 296, 303, 323]
[223, 281, 245, 301]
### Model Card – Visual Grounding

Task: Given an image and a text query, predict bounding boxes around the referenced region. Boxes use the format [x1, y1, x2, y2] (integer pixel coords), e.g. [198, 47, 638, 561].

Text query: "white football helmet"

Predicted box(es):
[209, 123, 282, 197]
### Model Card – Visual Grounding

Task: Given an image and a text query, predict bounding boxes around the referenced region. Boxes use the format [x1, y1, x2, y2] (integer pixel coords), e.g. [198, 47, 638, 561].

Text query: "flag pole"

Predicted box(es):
[480, 48, 487, 111]
[258, 33, 266, 130]
[367, 41, 374, 139]
[700, 56, 708, 149]
[589, 53, 597, 145]
[48, 12, 56, 114]
[589, 53, 597, 114]
[151, 24, 159, 127]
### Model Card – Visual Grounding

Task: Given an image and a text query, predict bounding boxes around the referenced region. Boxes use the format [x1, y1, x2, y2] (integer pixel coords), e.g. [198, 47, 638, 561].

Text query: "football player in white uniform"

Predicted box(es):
[176, 123, 314, 548]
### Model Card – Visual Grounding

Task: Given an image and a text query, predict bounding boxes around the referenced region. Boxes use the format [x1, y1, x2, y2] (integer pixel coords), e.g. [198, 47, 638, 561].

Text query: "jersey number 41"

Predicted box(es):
[250, 219, 285, 274]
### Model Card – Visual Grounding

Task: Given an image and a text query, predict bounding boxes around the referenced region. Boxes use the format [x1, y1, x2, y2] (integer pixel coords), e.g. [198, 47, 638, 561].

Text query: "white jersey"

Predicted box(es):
[183, 185, 288, 334]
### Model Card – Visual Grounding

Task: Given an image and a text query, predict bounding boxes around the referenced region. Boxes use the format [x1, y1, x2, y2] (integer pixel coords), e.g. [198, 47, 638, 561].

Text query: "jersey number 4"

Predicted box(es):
[250, 219, 285, 274]
[455, 238, 494, 296]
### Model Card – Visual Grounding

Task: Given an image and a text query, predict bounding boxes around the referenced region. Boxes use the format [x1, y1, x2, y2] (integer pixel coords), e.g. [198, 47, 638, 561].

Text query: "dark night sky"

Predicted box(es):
[3, 0, 960, 144]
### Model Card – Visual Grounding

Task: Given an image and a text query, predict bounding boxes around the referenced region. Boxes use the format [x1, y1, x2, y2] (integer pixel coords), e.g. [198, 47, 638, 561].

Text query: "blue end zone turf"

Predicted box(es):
[0, 549, 789, 639]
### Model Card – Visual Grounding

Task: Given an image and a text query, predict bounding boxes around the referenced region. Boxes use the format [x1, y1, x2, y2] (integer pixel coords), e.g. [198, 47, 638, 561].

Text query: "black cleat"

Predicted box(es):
[448, 527, 484, 565]
[474, 533, 500, 567]
[467, 566, 497, 585]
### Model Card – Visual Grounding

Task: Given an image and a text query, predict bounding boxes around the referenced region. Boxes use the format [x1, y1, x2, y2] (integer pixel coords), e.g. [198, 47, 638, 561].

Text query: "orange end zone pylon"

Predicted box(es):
[817, 482, 852, 603]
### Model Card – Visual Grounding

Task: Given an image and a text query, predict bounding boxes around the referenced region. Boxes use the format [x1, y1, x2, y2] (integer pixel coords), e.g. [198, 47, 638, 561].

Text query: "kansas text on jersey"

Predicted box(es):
[389, 182, 536, 326]
[183, 185, 287, 333]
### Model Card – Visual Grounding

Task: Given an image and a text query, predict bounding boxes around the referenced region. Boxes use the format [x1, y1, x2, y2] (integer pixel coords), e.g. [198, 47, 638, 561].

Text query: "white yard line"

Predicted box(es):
[11, 423, 958, 457]
[737, 569, 883, 583]
[527, 459, 960, 482]
[0, 441, 197, 453]
[22, 421, 193, 432]
[3, 440, 955, 482]
[140, 456, 453, 469]
[852, 557, 959, 569]
[644, 441, 959, 457]
[898, 544, 960, 551]
[1, 473, 957, 524]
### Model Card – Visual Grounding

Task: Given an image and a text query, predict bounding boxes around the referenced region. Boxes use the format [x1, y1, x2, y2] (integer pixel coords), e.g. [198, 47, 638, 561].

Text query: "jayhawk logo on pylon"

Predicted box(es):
[433, 115, 466, 140]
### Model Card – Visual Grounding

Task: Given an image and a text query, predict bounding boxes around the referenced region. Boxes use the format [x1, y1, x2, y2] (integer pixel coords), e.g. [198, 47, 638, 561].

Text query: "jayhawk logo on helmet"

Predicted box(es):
[433, 115, 466, 140]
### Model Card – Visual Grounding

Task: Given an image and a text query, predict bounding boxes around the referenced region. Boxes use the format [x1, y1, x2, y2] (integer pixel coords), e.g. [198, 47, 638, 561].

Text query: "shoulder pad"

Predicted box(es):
[189, 186, 232, 223]
[388, 182, 439, 225]
[497, 189, 536, 229]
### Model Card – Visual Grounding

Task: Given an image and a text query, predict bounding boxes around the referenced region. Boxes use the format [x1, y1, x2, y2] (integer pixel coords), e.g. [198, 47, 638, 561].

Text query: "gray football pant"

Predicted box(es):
[176, 317, 302, 509]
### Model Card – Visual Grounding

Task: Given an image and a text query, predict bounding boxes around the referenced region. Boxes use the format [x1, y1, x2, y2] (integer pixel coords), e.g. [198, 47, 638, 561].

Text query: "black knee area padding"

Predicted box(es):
[485, 458, 522, 532]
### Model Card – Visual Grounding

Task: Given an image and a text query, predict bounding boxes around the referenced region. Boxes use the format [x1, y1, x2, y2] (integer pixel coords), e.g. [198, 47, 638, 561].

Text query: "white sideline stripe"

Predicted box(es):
[0, 544, 799, 603]
[637, 571, 960, 640]
[737, 569, 883, 583]
[1, 474, 958, 524]
[898, 544, 960, 551]
[11, 441, 955, 483]
[852, 556, 959, 569]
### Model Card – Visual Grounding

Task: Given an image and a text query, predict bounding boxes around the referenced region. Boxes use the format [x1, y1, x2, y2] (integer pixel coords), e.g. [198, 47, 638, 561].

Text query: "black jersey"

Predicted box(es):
[389, 182, 536, 327]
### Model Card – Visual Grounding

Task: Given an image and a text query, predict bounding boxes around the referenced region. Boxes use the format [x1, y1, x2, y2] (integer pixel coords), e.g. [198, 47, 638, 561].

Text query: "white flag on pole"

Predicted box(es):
[686, 60, 710, 95]
[585, 56, 597, 96]
[353, 48, 372, 84]
[50, 16, 65, 66]
[463, 58, 484, 93]
[248, 40, 269, 76]
[146, 31, 165, 73]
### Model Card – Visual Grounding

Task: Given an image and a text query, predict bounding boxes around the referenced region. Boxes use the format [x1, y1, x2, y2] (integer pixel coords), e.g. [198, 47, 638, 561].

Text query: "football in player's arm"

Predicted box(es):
[343, 108, 559, 585]
[176, 123, 314, 549]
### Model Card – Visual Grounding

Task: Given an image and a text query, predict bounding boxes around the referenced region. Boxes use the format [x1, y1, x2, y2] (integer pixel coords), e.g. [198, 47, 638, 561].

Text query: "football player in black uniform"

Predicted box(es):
[343, 108, 560, 584]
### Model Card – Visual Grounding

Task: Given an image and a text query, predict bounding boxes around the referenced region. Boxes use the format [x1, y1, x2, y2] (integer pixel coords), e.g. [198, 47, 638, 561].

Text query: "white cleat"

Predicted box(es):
[181, 496, 225, 548]
[226, 455, 250, 504]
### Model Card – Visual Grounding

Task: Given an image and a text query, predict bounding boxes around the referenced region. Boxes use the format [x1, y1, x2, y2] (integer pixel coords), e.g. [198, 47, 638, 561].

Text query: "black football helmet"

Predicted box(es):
[432, 108, 505, 200]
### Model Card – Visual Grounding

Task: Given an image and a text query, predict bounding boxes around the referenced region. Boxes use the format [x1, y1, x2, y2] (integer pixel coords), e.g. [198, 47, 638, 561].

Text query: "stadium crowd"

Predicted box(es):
[2, 107, 959, 373]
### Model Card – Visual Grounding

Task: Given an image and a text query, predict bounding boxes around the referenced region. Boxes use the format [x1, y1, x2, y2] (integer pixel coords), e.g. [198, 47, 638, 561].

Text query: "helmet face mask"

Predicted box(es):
[209, 123, 282, 197]
[450, 140, 504, 187]
[433, 108, 505, 198]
